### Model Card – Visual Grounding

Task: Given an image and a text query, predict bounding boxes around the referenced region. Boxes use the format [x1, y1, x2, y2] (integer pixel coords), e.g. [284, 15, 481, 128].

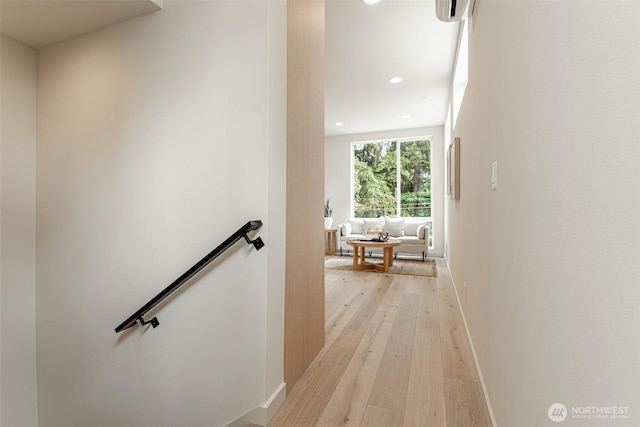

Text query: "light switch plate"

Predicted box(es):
[491, 160, 498, 190]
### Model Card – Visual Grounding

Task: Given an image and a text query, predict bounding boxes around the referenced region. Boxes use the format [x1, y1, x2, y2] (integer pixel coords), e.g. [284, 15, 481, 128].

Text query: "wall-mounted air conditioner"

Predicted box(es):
[435, 0, 474, 22]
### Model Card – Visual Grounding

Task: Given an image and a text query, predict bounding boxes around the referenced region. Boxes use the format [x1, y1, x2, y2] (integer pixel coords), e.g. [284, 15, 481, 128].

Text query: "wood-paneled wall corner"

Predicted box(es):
[284, 0, 326, 394]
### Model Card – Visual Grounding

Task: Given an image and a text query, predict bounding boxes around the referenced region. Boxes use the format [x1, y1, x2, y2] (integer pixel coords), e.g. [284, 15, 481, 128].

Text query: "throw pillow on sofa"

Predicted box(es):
[405, 220, 428, 236]
[342, 223, 352, 236]
[348, 219, 364, 234]
[417, 224, 428, 239]
[384, 216, 405, 237]
[363, 218, 384, 231]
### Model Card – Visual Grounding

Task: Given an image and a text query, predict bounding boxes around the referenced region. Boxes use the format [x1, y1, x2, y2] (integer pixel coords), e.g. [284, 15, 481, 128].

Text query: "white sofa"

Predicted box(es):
[337, 217, 430, 261]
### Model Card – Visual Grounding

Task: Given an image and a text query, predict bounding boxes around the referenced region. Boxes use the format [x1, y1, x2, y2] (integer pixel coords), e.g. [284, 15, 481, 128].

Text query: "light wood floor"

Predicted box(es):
[269, 259, 491, 427]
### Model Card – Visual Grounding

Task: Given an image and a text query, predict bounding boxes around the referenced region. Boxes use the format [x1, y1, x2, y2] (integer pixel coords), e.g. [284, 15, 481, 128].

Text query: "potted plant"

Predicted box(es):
[324, 198, 333, 229]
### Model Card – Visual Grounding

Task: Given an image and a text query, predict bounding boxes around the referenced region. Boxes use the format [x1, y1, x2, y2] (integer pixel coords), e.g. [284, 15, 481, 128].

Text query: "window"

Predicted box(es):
[352, 138, 431, 219]
[452, 18, 469, 128]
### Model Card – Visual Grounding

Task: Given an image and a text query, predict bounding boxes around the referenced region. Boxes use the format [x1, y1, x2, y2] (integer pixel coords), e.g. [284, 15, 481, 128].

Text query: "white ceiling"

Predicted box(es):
[1, 0, 458, 137]
[325, 0, 460, 137]
[0, 0, 161, 49]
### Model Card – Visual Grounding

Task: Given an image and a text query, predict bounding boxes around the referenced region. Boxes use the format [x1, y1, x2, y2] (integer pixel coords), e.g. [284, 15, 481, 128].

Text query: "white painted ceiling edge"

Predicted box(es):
[0, 0, 163, 49]
[1, 0, 460, 139]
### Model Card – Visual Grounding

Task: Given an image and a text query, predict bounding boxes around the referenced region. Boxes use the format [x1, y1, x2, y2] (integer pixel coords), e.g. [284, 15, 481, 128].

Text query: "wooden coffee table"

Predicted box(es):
[346, 239, 401, 273]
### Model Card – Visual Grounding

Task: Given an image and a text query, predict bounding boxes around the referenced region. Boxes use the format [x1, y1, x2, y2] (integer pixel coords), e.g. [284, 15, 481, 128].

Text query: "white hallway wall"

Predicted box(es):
[35, 1, 285, 426]
[0, 36, 39, 427]
[325, 126, 444, 257]
[447, 1, 640, 426]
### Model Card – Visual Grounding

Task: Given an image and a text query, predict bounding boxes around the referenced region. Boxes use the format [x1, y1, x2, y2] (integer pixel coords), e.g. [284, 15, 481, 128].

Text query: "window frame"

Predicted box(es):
[350, 136, 434, 248]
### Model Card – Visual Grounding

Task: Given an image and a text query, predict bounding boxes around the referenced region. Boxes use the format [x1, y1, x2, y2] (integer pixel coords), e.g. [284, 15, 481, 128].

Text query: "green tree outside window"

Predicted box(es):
[353, 139, 431, 218]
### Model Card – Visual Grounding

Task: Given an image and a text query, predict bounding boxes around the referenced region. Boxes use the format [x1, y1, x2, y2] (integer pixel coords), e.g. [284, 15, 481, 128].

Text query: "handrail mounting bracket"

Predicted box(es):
[138, 315, 159, 328]
[244, 234, 265, 251]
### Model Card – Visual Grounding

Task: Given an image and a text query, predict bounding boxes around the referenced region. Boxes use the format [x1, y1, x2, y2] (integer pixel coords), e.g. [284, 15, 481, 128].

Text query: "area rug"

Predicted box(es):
[325, 256, 437, 277]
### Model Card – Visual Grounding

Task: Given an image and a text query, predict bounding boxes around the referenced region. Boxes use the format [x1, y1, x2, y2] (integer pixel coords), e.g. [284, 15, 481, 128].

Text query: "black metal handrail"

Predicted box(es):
[115, 220, 265, 333]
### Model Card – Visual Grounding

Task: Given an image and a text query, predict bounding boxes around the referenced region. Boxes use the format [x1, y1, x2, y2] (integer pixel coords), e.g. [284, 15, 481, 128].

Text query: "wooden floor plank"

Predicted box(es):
[365, 278, 419, 427]
[270, 259, 491, 427]
[325, 269, 375, 320]
[437, 266, 478, 383]
[324, 270, 360, 319]
[324, 272, 376, 351]
[269, 277, 391, 426]
[359, 404, 396, 427]
[315, 276, 405, 426]
[404, 275, 446, 427]
[443, 378, 489, 427]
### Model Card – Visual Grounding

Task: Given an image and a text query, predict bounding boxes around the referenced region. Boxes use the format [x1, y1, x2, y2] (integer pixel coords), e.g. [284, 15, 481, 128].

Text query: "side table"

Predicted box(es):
[324, 228, 337, 255]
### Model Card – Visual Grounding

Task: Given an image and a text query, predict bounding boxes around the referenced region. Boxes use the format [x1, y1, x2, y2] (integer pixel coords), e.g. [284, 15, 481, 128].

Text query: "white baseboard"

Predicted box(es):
[253, 382, 287, 425]
[226, 382, 286, 427]
[444, 259, 498, 427]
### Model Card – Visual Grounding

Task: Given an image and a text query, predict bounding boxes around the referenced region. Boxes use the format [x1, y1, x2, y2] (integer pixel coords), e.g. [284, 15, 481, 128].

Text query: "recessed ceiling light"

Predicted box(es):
[401, 115, 411, 119]
[389, 76, 403, 84]
[336, 122, 344, 126]
[362, 0, 382, 5]
[421, 96, 429, 101]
